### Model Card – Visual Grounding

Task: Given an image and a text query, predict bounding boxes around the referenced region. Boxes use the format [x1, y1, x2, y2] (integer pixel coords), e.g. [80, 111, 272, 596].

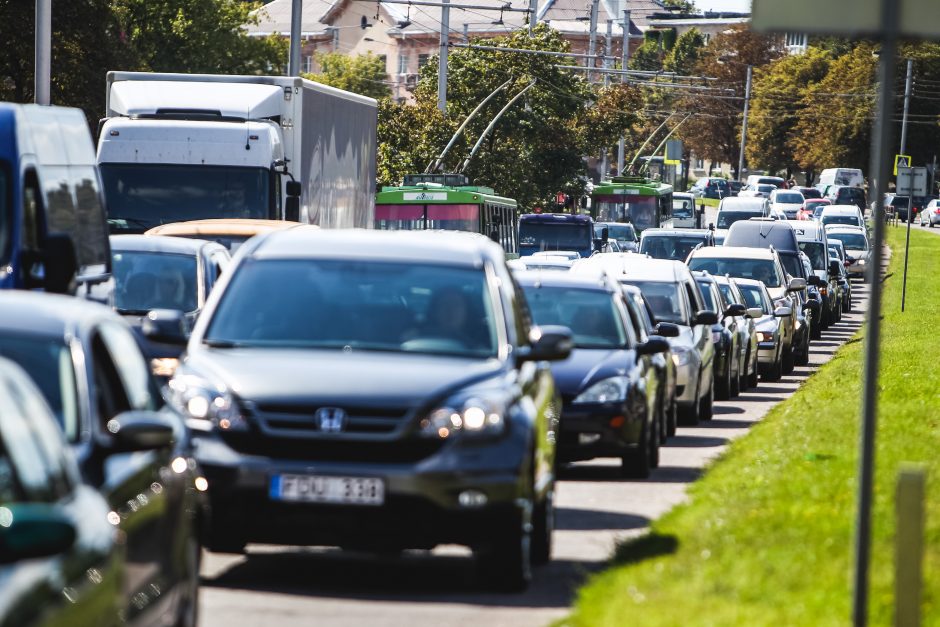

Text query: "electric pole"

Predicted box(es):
[35, 0, 51, 104]
[737, 64, 752, 181]
[899, 58, 913, 161]
[528, 0, 537, 35]
[599, 19, 612, 180]
[586, 0, 599, 82]
[617, 7, 630, 174]
[288, 0, 302, 76]
[438, 0, 450, 112]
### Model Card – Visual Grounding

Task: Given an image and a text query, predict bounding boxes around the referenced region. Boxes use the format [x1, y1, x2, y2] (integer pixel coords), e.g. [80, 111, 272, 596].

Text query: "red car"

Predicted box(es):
[798, 198, 831, 220]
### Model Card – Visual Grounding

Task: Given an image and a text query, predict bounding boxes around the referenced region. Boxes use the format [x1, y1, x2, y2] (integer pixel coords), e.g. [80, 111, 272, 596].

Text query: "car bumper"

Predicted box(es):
[194, 433, 528, 549]
[756, 341, 778, 365]
[557, 402, 644, 462]
[673, 361, 698, 405]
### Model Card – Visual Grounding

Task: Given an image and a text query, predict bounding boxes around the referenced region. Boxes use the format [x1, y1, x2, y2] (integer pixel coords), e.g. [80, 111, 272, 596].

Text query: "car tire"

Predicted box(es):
[748, 359, 760, 388]
[715, 358, 731, 401]
[796, 341, 810, 366]
[476, 504, 533, 592]
[667, 398, 678, 438]
[204, 535, 246, 555]
[782, 344, 795, 374]
[174, 534, 201, 627]
[678, 378, 700, 426]
[621, 420, 651, 479]
[531, 488, 554, 566]
[699, 380, 714, 421]
[650, 412, 661, 468]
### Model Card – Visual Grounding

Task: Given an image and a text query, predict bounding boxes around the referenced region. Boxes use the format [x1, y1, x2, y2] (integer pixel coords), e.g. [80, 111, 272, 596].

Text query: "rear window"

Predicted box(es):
[716, 210, 762, 229]
[688, 256, 782, 288]
[775, 193, 803, 204]
[522, 286, 629, 349]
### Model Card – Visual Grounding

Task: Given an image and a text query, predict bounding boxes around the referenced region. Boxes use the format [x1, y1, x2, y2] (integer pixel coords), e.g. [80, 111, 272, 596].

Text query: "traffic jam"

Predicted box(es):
[0, 74, 870, 625]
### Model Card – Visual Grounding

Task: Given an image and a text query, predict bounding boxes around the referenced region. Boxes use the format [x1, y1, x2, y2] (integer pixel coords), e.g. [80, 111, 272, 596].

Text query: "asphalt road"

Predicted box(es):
[198, 229, 871, 627]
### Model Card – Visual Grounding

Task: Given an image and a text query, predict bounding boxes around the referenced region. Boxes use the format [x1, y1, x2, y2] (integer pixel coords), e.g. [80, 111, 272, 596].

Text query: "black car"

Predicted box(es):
[0, 292, 202, 627]
[694, 272, 744, 400]
[826, 185, 867, 212]
[171, 228, 570, 591]
[639, 228, 715, 262]
[516, 271, 669, 478]
[0, 357, 122, 627]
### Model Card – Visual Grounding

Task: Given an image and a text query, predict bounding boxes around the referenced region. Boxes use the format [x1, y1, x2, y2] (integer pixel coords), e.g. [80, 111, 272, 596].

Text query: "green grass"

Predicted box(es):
[564, 226, 940, 626]
[698, 197, 721, 207]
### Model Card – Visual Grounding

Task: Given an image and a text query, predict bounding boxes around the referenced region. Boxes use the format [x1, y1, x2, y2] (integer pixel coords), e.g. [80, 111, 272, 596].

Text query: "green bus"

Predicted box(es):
[375, 174, 518, 254]
[590, 176, 674, 234]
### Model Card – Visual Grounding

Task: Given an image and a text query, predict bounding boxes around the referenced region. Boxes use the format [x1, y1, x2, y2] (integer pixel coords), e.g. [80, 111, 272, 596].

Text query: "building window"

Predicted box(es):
[785, 32, 808, 52]
[302, 55, 314, 74]
[398, 53, 409, 74]
[418, 53, 430, 70]
[378, 54, 387, 70]
[695, 158, 704, 169]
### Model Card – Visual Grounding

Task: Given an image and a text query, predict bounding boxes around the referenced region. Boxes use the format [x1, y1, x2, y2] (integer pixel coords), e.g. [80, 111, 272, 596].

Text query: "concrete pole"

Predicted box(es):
[438, 0, 450, 113]
[900, 57, 914, 311]
[288, 0, 303, 76]
[736, 64, 752, 181]
[899, 58, 913, 158]
[35, 0, 51, 104]
[586, 0, 599, 82]
[528, 0, 537, 36]
[616, 8, 630, 174]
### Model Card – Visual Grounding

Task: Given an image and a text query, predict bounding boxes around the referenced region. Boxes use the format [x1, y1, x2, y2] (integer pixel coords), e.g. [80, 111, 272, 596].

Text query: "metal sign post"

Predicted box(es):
[898, 166, 928, 311]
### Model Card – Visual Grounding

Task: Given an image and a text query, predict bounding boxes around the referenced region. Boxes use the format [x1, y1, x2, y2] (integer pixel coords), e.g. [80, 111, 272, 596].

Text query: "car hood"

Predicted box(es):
[550, 347, 630, 396]
[182, 348, 505, 406]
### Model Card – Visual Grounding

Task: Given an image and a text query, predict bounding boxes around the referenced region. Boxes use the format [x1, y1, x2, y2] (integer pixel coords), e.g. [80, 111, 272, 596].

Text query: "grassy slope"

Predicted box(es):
[565, 226, 939, 626]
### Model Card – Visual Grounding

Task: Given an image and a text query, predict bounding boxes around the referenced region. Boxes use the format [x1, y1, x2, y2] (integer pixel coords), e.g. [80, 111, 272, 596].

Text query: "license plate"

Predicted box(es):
[270, 474, 385, 505]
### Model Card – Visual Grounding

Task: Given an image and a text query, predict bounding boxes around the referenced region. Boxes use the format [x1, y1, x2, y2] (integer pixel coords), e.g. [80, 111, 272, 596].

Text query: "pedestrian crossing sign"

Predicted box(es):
[894, 154, 911, 175]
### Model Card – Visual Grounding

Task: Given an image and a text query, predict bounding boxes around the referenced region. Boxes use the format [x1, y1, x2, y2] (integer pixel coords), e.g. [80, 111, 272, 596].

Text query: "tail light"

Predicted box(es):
[934, 208, 939, 215]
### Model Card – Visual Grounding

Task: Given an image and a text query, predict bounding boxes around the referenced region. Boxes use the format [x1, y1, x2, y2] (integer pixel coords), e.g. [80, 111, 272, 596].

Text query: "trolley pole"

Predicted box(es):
[35, 0, 51, 104]
[736, 64, 752, 181]
[438, 0, 450, 113]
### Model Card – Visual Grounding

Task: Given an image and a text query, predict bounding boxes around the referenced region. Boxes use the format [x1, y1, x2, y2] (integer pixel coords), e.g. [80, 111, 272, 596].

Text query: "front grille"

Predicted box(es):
[221, 433, 445, 463]
[250, 402, 411, 435]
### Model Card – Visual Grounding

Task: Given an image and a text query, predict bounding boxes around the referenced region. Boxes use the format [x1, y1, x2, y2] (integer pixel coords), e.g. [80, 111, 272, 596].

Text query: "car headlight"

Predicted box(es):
[671, 346, 692, 367]
[573, 376, 629, 404]
[167, 373, 248, 432]
[420, 396, 507, 439]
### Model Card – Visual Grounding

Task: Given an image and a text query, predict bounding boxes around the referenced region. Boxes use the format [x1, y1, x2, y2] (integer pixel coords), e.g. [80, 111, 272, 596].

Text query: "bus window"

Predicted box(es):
[376, 204, 423, 230]
[427, 204, 478, 232]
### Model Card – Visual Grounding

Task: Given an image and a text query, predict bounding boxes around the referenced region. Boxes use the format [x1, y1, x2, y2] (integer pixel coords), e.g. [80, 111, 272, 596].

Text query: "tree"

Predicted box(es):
[678, 25, 784, 178]
[663, 28, 705, 76]
[377, 99, 457, 186]
[111, 0, 288, 75]
[305, 53, 390, 100]
[629, 35, 664, 72]
[745, 47, 831, 175]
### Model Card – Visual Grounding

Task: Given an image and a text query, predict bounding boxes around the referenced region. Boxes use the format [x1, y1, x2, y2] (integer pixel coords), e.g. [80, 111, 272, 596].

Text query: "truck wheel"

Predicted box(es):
[476, 505, 533, 592]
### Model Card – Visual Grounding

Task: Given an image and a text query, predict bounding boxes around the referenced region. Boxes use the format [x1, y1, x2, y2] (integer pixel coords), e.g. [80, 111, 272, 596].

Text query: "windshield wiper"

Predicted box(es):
[115, 307, 151, 315]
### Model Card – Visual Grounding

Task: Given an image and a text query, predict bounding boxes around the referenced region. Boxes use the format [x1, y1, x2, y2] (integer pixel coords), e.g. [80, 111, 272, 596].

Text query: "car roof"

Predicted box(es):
[641, 228, 710, 237]
[821, 206, 862, 214]
[792, 223, 824, 241]
[244, 227, 504, 267]
[824, 225, 867, 234]
[718, 198, 766, 210]
[0, 291, 115, 338]
[145, 219, 305, 237]
[578, 256, 690, 283]
[514, 269, 617, 293]
[110, 234, 223, 255]
[689, 246, 776, 260]
[673, 192, 694, 199]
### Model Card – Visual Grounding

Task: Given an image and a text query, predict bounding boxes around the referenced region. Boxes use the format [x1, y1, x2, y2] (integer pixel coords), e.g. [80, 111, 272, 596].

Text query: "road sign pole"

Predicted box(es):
[852, 0, 898, 623]
[899, 58, 914, 311]
[736, 64, 752, 181]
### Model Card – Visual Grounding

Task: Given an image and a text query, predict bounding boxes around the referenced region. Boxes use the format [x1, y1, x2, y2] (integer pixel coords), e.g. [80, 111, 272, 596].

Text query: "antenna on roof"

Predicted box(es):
[398, 2, 412, 28]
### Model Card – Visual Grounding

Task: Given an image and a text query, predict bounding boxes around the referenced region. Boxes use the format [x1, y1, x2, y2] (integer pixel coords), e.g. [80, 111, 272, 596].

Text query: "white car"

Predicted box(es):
[825, 225, 871, 280]
[531, 250, 580, 261]
[820, 205, 865, 230]
[672, 192, 697, 228]
[918, 199, 940, 227]
[769, 189, 805, 220]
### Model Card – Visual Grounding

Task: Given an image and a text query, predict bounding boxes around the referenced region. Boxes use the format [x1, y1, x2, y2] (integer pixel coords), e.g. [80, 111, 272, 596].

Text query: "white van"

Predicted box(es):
[818, 168, 864, 188]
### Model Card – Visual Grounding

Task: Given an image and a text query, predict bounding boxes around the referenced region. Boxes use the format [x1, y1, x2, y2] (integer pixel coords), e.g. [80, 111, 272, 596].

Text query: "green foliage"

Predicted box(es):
[663, 28, 706, 76]
[746, 47, 831, 173]
[630, 35, 664, 72]
[377, 99, 457, 187]
[660, 0, 695, 11]
[305, 52, 390, 100]
[567, 226, 940, 626]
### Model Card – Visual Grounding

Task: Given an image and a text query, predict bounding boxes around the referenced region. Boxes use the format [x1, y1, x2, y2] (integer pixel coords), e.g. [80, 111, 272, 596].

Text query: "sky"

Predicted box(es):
[692, 0, 751, 13]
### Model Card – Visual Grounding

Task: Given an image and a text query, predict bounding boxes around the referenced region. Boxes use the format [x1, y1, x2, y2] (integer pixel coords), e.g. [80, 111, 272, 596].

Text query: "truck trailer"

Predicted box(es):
[97, 72, 377, 233]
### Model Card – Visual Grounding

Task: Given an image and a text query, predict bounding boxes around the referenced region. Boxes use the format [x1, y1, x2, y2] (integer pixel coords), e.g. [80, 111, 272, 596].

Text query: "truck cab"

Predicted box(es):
[0, 103, 111, 295]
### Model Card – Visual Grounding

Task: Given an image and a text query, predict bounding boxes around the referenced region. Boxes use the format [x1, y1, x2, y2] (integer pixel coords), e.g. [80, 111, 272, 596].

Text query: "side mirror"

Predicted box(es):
[142, 309, 189, 345]
[43, 233, 79, 294]
[746, 307, 764, 319]
[694, 310, 719, 326]
[774, 306, 792, 318]
[787, 277, 807, 292]
[285, 180, 302, 197]
[285, 196, 300, 222]
[0, 504, 76, 565]
[106, 411, 176, 453]
[653, 322, 680, 338]
[723, 303, 747, 318]
[637, 336, 670, 356]
[518, 325, 573, 363]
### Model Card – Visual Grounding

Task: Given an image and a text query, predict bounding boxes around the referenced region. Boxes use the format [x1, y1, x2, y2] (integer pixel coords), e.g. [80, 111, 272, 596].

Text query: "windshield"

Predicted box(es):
[620, 280, 688, 326]
[696, 280, 717, 312]
[888, 196, 909, 208]
[688, 257, 782, 288]
[799, 242, 828, 270]
[673, 197, 694, 218]
[113, 251, 199, 313]
[717, 283, 739, 305]
[522, 286, 627, 349]
[775, 193, 803, 204]
[519, 222, 591, 251]
[597, 223, 637, 243]
[101, 164, 272, 233]
[205, 259, 498, 358]
[593, 195, 659, 231]
[738, 284, 770, 314]
[0, 334, 80, 441]
[717, 210, 762, 229]
[779, 253, 803, 278]
[822, 215, 861, 227]
[827, 232, 868, 251]
[375, 204, 480, 232]
[640, 235, 705, 261]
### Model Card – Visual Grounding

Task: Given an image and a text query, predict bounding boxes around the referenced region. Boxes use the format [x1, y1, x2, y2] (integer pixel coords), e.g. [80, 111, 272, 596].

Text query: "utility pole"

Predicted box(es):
[438, 0, 450, 113]
[528, 0, 537, 35]
[899, 58, 913, 158]
[586, 0, 599, 82]
[736, 64, 752, 181]
[35, 0, 51, 104]
[599, 19, 612, 180]
[899, 57, 914, 312]
[617, 7, 630, 174]
[288, 0, 302, 76]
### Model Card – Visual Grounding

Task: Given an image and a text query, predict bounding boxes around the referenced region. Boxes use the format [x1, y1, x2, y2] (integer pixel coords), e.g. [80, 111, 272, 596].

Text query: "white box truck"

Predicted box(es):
[97, 72, 377, 233]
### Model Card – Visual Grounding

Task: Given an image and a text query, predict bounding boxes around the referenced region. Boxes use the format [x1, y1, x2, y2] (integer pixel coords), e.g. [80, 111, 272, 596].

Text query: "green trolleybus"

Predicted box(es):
[375, 174, 518, 255]
[590, 176, 674, 234]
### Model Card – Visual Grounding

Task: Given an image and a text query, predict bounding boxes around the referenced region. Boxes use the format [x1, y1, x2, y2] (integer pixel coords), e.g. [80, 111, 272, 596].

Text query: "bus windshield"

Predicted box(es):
[519, 222, 591, 252]
[101, 164, 271, 233]
[375, 204, 479, 232]
[593, 195, 658, 231]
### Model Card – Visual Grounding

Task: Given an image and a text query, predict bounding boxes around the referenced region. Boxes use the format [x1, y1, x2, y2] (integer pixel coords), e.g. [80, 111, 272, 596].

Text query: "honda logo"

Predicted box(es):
[315, 407, 347, 432]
